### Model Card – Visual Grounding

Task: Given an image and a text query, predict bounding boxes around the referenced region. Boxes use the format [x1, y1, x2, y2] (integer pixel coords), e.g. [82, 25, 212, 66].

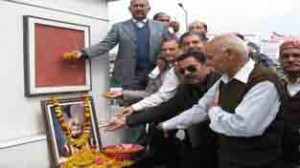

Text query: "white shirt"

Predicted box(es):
[162, 59, 281, 137]
[132, 18, 148, 28]
[132, 67, 179, 111]
[287, 82, 300, 96]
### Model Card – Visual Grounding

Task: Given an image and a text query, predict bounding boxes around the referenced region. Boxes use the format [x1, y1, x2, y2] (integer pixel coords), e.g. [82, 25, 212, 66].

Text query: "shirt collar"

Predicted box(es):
[132, 18, 148, 24]
[286, 82, 300, 96]
[284, 77, 300, 84]
[220, 58, 255, 84]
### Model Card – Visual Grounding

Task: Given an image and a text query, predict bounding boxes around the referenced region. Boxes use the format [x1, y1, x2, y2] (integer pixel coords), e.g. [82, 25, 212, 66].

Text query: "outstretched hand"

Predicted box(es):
[106, 115, 126, 131]
[120, 106, 135, 117]
[106, 107, 134, 131]
[156, 123, 168, 138]
[62, 50, 82, 61]
[102, 90, 123, 99]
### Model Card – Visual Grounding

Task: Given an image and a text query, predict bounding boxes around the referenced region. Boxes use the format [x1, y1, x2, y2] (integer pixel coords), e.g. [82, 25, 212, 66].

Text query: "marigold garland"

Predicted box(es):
[52, 96, 135, 168]
[61, 148, 134, 168]
[51, 95, 91, 149]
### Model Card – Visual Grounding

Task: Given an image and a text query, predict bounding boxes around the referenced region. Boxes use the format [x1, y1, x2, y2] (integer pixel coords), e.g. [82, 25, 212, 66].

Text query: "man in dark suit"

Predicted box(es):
[65, 0, 169, 90]
[62, 0, 169, 144]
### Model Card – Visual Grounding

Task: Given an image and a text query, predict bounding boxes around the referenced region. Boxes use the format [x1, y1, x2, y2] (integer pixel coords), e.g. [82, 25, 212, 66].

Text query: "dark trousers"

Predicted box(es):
[134, 125, 218, 168]
[134, 125, 182, 168]
[122, 125, 146, 144]
[183, 146, 217, 168]
[218, 154, 282, 168]
[221, 164, 278, 168]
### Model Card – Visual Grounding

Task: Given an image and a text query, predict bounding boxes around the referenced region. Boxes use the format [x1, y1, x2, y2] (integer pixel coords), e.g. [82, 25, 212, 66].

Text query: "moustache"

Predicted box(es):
[282, 61, 300, 67]
[184, 76, 196, 80]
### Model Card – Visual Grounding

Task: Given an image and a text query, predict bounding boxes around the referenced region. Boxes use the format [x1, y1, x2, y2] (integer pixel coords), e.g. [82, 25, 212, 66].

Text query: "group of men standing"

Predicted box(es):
[63, 0, 300, 168]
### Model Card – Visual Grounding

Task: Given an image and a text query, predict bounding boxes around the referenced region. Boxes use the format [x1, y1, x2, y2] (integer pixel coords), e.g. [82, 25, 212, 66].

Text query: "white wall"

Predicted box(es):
[0, 0, 113, 167]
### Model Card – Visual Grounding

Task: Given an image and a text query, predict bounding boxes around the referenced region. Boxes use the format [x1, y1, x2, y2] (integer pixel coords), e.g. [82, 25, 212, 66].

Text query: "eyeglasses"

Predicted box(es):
[179, 65, 197, 75]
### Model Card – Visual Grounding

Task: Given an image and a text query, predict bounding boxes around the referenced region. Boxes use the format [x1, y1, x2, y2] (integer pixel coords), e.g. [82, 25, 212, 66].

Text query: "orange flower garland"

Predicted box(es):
[51, 95, 91, 149]
[61, 148, 134, 168]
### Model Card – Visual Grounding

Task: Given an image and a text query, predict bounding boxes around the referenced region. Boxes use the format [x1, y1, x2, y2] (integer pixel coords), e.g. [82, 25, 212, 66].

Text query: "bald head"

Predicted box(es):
[188, 21, 207, 34]
[130, 0, 149, 5]
[210, 34, 249, 59]
[206, 34, 250, 76]
[129, 0, 150, 21]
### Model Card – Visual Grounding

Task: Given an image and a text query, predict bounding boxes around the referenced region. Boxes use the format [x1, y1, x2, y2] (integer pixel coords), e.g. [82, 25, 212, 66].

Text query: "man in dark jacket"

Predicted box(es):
[108, 50, 220, 168]
[63, 0, 169, 90]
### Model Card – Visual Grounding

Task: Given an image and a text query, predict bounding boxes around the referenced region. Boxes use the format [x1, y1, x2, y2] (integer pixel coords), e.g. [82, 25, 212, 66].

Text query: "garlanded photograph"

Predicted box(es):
[41, 95, 101, 167]
[23, 16, 91, 96]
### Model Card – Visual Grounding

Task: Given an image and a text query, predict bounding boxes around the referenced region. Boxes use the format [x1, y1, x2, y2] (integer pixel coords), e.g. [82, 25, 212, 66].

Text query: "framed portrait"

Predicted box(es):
[41, 96, 101, 167]
[23, 16, 91, 96]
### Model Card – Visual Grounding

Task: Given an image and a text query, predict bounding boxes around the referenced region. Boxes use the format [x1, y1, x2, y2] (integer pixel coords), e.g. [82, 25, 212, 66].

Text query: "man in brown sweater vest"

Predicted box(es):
[279, 39, 300, 168]
[161, 34, 284, 168]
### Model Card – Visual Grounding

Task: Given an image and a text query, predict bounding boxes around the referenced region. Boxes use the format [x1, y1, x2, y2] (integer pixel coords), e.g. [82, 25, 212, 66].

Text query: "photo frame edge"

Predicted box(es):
[41, 96, 101, 166]
[23, 15, 92, 97]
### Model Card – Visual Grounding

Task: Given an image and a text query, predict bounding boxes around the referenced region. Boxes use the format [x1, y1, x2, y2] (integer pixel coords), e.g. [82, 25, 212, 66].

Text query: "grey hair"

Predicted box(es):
[211, 33, 249, 59]
[130, 0, 149, 6]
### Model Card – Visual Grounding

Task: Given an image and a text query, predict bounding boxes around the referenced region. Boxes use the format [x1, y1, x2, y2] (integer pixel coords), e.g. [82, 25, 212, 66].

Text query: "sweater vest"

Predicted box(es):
[217, 64, 284, 166]
[282, 84, 300, 164]
[135, 23, 152, 76]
